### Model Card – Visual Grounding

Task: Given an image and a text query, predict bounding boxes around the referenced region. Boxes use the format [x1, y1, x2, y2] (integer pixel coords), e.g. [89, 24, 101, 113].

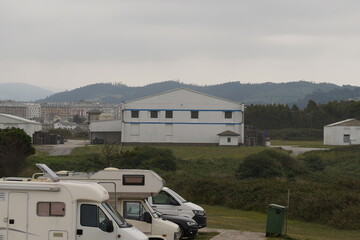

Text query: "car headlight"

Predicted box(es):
[186, 221, 198, 226]
[174, 230, 181, 240]
[192, 210, 205, 216]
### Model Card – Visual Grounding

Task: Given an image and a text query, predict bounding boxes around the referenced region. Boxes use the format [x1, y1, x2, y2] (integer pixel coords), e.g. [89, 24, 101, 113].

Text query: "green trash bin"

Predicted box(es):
[266, 204, 287, 236]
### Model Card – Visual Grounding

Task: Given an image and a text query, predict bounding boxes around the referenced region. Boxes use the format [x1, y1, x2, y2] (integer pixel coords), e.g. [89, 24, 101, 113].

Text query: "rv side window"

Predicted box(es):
[80, 204, 110, 229]
[152, 191, 177, 205]
[37, 202, 65, 217]
[123, 201, 147, 221]
[123, 175, 145, 186]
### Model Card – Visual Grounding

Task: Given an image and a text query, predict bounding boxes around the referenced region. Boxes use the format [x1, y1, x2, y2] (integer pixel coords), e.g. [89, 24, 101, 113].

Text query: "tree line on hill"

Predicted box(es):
[245, 99, 360, 130]
[39, 80, 360, 107]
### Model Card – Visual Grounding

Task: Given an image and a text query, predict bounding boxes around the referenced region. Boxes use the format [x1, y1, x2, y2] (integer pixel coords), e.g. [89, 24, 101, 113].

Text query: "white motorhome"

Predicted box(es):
[147, 187, 207, 228]
[51, 168, 181, 240]
[0, 164, 148, 240]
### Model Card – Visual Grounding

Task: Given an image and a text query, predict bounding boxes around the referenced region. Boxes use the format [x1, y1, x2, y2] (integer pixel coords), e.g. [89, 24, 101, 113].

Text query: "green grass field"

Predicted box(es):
[203, 205, 360, 240]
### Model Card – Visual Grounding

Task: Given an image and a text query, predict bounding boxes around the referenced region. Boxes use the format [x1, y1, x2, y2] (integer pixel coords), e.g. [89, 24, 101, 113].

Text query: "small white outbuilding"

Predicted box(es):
[323, 119, 360, 145]
[0, 113, 42, 137]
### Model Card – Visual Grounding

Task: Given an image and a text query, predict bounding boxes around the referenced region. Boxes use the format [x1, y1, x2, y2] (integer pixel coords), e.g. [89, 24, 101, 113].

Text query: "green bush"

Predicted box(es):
[114, 146, 177, 172]
[235, 149, 302, 180]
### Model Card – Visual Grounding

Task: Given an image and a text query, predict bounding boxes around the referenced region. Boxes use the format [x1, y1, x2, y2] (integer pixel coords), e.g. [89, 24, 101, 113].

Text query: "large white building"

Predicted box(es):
[324, 119, 360, 145]
[0, 113, 42, 137]
[121, 88, 244, 145]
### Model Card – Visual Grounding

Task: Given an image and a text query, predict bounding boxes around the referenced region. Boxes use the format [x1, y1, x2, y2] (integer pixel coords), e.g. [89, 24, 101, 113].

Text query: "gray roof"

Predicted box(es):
[124, 87, 243, 105]
[0, 113, 41, 125]
[217, 130, 240, 136]
[325, 119, 360, 127]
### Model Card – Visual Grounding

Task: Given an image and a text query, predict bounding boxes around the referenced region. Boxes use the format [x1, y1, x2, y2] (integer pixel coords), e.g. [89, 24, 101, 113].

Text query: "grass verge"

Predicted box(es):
[204, 205, 360, 240]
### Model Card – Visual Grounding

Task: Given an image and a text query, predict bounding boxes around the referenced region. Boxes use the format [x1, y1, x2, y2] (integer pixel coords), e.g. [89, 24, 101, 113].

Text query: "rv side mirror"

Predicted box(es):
[100, 219, 114, 233]
[143, 212, 152, 223]
[169, 199, 180, 206]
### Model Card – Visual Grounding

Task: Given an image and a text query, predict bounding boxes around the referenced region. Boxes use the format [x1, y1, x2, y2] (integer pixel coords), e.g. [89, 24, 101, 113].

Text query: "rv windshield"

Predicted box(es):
[144, 199, 160, 218]
[102, 202, 132, 228]
[167, 188, 187, 203]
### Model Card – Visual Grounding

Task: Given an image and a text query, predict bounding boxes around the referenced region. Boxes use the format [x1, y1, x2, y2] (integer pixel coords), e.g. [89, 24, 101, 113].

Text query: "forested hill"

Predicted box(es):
[39, 81, 359, 107]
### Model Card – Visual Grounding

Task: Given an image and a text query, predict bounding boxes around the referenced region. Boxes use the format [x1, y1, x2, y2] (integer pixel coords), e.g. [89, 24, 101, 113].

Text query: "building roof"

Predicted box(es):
[0, 113, 41, 125]
[217, 130, 240, 136]
[124, 88, 243, 105]
[86, 109, 103, 114]
[325, 119, 360, 127]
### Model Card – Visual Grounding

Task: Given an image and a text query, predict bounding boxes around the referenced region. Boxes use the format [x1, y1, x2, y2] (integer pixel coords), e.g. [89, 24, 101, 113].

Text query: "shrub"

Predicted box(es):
[235, 149, 301, 180]
[115, 146, 177, 171]
[0, 128, 35, 176]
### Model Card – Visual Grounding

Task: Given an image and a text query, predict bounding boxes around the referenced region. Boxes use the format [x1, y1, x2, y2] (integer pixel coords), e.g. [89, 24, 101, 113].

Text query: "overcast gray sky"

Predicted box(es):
[1, 0, 360, 91]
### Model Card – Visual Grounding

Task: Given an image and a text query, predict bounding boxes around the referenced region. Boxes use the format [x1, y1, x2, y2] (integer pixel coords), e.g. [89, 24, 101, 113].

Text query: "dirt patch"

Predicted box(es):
[34, 139, 89, 156]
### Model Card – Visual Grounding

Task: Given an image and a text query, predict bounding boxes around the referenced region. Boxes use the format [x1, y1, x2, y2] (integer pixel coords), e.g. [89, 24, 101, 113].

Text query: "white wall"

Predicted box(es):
[0, 114, 42, 136]
[324, 126, 360, 145]
[219, 136, 239, 146]
[0, 122, 42, 136]
[122, 89, 244, 144]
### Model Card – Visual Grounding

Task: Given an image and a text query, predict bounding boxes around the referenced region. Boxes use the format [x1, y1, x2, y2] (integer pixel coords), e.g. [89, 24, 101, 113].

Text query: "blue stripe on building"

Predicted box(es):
[123, 122, 242, 125]
[124, 109, 242, 112]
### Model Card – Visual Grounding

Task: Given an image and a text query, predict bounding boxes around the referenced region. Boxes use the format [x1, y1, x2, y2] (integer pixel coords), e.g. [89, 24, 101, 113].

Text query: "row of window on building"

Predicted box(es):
[131, 110, 233, 119]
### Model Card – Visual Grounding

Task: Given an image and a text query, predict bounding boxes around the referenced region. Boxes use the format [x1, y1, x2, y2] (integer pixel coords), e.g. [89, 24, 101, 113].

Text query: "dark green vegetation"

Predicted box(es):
[27, 146, 177, 173]
[39, 80, 359, 106]
[245, 100, 360, 131]
[26, 144, 360, 232]
[167, 146, 360, 230]
[49, 128, 88, 140]
[0, 128, 35, 176]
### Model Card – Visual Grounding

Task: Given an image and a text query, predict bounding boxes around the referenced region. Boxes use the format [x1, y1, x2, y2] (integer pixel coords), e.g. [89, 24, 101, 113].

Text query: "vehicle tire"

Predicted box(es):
[179, 225, 184, 239]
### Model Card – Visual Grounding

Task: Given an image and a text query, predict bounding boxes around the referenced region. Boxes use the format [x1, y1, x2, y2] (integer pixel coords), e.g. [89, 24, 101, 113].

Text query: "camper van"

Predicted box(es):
[50, 168, 186, 240]
[147, 187, 207, 228]
[0, 164, 148, 240]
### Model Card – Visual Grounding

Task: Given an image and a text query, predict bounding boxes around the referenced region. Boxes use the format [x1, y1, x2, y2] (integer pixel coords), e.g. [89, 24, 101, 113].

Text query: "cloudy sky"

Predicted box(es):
[1, 0, 360, 91]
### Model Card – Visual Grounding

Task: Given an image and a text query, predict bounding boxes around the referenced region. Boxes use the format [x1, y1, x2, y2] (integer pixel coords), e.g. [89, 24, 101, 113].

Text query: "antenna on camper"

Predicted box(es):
[36, 164, 60, 182]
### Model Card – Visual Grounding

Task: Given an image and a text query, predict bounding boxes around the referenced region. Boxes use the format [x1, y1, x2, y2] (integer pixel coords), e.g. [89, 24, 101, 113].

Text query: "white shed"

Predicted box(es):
[324, 119, 360, 145]
[0, 113, 42, 137]
[121, 88, 244, 145]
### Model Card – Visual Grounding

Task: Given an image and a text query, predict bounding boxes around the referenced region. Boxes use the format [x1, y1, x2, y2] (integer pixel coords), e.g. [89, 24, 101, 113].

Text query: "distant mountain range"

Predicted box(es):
[1, 81, 359, 107]
[0, 82, 54, 101]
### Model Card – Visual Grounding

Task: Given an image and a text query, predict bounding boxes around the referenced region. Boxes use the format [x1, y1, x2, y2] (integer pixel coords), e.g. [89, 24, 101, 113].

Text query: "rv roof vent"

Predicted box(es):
[104, 167, 119, 171]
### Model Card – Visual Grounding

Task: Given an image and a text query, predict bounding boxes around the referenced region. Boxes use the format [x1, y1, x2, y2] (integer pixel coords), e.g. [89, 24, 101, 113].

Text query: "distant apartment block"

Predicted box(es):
[0, 101, 41, 119]
[0, 100, 120, 123]
[41, 102, 120, 123]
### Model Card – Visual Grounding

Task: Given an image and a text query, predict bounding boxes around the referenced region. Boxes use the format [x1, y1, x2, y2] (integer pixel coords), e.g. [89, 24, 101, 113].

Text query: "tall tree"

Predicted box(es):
[0, 128, 35, 176]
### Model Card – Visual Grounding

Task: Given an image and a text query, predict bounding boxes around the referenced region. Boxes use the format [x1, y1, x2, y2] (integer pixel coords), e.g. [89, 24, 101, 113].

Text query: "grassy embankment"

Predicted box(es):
[29, 141, 360, 240]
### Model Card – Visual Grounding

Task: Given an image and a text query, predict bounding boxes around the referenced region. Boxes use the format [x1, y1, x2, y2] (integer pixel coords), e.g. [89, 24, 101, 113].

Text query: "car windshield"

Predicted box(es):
[167, 188, 187, 203]
[102, 202, 132, 228]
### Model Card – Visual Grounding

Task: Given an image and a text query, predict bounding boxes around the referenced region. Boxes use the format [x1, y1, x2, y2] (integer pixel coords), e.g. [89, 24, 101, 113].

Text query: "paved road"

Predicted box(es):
[35, 139, 88, 156]
[200, 228, 266, 240]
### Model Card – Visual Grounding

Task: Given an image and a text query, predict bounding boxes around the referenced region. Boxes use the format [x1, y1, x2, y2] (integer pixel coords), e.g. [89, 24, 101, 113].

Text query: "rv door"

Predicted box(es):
[77, 203, 116, 240]
[7, 193, 29, 240]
